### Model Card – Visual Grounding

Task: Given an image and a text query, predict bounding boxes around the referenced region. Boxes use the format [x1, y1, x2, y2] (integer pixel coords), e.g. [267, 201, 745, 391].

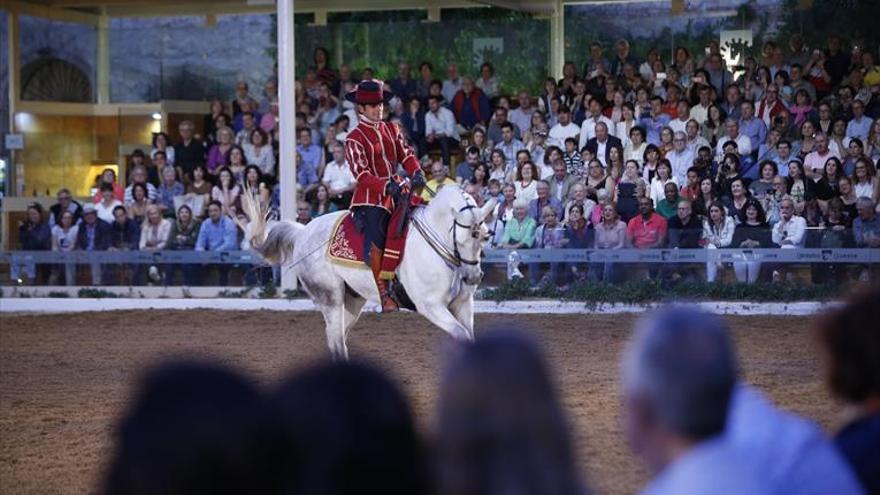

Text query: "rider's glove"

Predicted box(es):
[385, 179, 403, 200]
[410, 171, 426, 190]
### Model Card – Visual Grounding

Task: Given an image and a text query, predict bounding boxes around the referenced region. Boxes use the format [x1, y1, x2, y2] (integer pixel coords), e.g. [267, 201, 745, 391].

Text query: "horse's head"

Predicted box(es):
[434, 185, 495, 285]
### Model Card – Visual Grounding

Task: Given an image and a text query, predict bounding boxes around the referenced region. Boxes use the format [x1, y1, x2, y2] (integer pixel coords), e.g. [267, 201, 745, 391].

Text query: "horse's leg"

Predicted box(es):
[417, 301, 472, 342]
[449, 296, 476, 341]
[316, 302, 348, 361]
[342, 290, 366, 342]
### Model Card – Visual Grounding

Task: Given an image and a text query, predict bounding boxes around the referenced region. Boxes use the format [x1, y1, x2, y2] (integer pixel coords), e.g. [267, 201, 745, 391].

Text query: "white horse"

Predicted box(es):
[241, 185, 494, 360]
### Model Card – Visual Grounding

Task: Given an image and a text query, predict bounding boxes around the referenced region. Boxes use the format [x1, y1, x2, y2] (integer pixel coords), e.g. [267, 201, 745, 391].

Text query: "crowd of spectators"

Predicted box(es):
[102, 288, 880, 495]
[11, 36, 880, 287]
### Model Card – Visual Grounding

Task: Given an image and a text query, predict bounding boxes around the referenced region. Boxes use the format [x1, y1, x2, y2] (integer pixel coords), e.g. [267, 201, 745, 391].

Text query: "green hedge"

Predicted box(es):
[480, 278, 846, 303]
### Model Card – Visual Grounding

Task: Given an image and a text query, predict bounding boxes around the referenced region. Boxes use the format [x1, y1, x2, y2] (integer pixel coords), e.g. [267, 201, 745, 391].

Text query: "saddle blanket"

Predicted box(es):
[327, 206, 415, 269]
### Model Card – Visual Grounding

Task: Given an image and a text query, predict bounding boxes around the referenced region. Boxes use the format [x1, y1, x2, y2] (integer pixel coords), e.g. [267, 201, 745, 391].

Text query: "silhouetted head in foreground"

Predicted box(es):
[270, 360, 428, 495]
[622, 306, 738, 474]
[103, 360, 269, 495]
[434, 328, 589, 495]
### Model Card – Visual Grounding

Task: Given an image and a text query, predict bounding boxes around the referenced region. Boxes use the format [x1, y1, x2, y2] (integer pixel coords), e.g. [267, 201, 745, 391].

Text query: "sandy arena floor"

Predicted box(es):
[0, 310, 838, 495]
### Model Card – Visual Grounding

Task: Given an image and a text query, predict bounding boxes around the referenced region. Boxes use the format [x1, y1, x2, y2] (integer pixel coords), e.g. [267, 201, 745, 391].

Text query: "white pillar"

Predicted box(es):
[550, 0, 565, 81]
[277, 0, 298, 291]
[97, 10, 110, 104]
[7, 12, 20, 196]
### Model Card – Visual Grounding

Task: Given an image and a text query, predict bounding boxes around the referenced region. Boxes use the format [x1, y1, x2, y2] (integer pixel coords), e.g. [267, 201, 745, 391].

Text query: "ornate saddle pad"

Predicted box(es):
[327, 206, 416, 270]
[327, 213, 368, 267]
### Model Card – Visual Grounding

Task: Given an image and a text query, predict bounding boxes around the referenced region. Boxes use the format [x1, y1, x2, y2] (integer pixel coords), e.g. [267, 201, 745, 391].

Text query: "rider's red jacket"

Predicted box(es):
[344, 116, 421, 212]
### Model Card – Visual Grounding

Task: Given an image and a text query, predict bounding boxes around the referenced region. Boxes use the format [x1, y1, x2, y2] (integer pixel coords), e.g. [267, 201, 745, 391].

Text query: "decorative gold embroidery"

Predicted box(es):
[327, 215, 371, 269]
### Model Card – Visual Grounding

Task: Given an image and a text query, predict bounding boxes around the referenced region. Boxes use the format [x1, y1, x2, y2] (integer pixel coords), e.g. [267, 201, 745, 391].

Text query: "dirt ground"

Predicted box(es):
[0, 310, 838, 495]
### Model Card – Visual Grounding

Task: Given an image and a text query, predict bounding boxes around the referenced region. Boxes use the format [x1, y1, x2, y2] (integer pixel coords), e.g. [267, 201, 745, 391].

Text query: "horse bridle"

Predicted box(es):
[412, 197, 484, 270]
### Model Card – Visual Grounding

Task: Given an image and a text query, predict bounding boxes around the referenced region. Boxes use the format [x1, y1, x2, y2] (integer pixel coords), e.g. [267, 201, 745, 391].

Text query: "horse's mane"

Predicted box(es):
[424, 184, 473, 214]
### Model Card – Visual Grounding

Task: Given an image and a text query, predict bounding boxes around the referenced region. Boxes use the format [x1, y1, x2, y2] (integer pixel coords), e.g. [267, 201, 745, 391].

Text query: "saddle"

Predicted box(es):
[327, 210, 418, 311]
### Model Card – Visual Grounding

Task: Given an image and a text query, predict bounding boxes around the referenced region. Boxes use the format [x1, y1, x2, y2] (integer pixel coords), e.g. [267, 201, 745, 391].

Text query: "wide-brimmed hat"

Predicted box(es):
[344, 79, 393, 105]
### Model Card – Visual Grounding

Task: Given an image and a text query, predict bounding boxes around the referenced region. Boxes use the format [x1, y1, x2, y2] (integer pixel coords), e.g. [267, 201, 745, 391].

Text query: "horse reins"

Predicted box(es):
[411, 191, 484, 270]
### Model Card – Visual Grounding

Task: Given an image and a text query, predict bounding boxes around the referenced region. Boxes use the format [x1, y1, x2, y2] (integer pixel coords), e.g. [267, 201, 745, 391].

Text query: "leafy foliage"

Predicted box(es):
[286, 8, 549, 95]
[217, 286, 255, 298]
[258, 281, 278, 299]
[77, 288, 120, 299]
[481, 279, 845, 303]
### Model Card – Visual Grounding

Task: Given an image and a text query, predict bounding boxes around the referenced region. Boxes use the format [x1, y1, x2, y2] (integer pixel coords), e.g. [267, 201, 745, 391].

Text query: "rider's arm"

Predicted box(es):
[346, 138, 390, 196]
[391, 122, 423, 178]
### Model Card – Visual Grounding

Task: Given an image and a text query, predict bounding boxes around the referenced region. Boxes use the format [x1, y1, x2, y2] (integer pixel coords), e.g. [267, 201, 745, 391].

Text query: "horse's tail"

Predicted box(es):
[238, 183, 303, 266]
[258, 220, 303, 266]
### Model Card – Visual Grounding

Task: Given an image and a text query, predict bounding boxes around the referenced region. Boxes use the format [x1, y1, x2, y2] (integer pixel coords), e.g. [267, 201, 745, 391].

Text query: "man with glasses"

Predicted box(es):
[49, 188, 83, 228]
[804, 132, 841, 179]
[739, 101, 767, 157]
[771, 197, 806, 282]
[846, 100, 873, 141]
[756, 84, 787, 128]
[665, 199, 702, 281]
[773, 140, 794, 175]
[667, 131, 695, 185]
[173, 120, 206, 184]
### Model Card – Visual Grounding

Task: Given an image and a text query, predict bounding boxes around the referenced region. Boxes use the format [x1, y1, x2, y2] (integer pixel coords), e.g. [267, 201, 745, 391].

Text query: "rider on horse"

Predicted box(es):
[344, 80, 426, 312]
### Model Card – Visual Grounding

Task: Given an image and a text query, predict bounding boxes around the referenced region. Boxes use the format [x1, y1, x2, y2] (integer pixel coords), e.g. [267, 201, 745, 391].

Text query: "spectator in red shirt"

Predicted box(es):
[626, 196, 668, 249]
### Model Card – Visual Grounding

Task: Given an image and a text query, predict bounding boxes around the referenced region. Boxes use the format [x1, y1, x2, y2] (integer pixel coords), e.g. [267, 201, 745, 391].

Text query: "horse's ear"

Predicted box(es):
[479, 198, 496, 220]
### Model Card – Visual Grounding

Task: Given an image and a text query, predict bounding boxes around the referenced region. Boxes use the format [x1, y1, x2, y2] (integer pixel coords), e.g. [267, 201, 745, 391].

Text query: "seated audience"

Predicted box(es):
[627, 196, 667, 250]
[166, 205, 200, 286]
[422, 161, 458, 203]
[195, 201, 238, 286]
[12, 203, 51, 284]
[703, 200, 735, 283]
[75, 205, 111, 286]
[156, 166, 184, 215]
[49, 210, 78, 285]
[124, 165, 159, 203]
[212, 167, 241, 218]
[206, 126, 235, 174]
[424, 94, 460, 166]
[92, 168, 124, 204]
[244, 128, 276, 178]
[731, 199, 773, 283]
[530, 206, 566, 286]
[95, 183, 123, 224]
[499, 199, 536, 249]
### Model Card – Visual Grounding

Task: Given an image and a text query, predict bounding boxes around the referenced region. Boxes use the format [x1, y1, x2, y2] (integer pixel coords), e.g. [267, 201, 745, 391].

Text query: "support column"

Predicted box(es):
[7, 12, 21, 196]
[97, 10, 110, 104]
[549, 0, 565, 81]
[277, 0, 298, 291]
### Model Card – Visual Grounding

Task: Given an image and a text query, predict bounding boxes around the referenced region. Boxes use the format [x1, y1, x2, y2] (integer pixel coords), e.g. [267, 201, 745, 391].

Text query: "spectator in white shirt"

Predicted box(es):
[578, 98, 616, 151]
[508, 91, 535, 137]
[243, 127, 276, 178]
[772, 197, 806, 247]
[715, 120, 752, 160]
[424, 94, 460, 166]
[846, 100, 873, 141]
[803, 132, 841, 179]
[441, 63, 462, 104]
[547, 105, 580, 149]
[495, 122, 527, 174]
[667, 131, 695, 185]
[124, 165, 158, 203]
[685, 119, 710, 154]
[623, 307, 768, 495]
[668, 100, 690, 134]
[322, 141, 356, 208]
